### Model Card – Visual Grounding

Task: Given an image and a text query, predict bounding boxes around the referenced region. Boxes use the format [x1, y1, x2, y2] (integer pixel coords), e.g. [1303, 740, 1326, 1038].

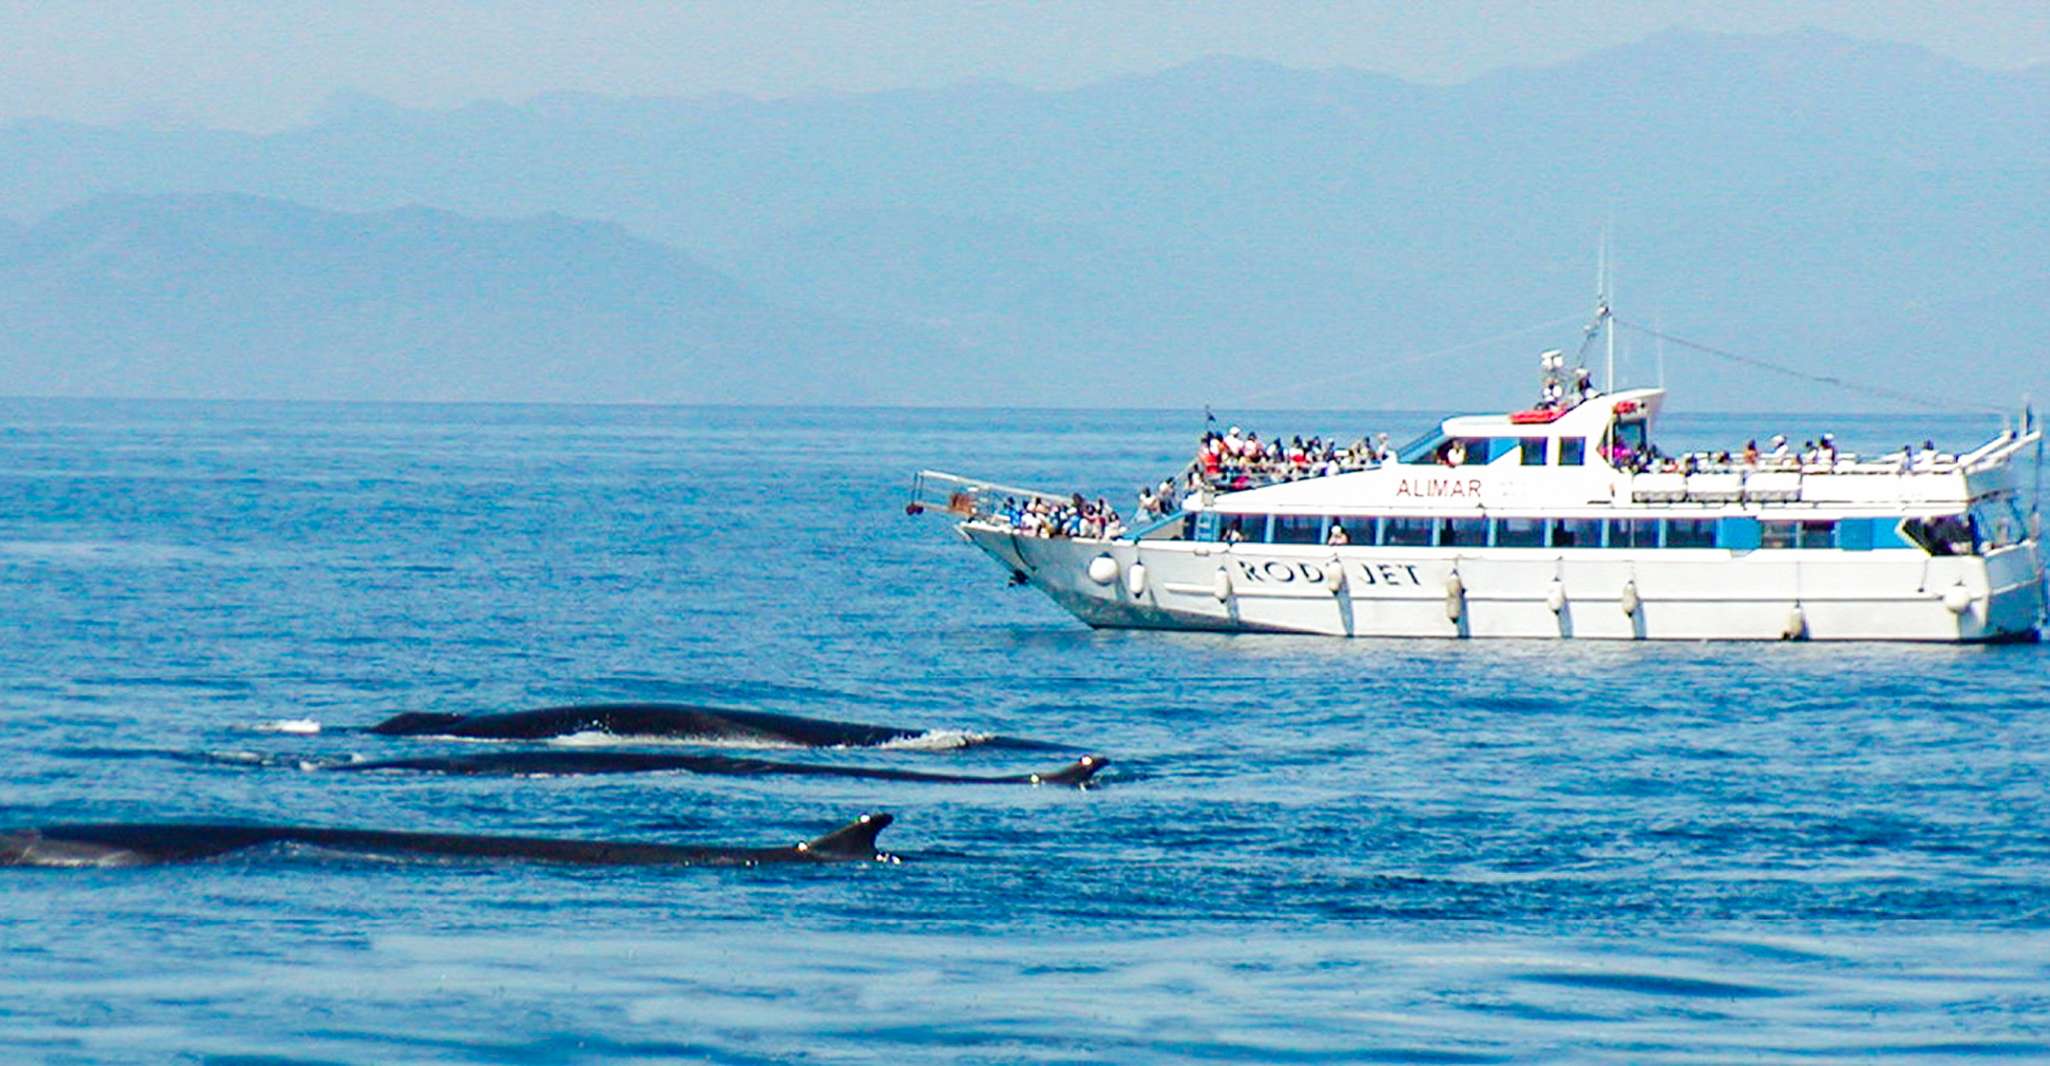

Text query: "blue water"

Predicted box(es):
[2, 399, 2047, 1063]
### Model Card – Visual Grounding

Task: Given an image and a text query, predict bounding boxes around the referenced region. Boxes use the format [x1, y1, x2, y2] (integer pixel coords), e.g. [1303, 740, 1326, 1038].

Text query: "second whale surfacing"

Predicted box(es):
[326, 750, 1108, 786]
[0, 813, 897, 868]
[366, 702, 1063, 750]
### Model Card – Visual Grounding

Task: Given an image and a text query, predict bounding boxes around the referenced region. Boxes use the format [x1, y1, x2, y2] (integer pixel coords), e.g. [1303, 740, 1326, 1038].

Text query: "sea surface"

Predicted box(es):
[1, 399, 2046, 1064]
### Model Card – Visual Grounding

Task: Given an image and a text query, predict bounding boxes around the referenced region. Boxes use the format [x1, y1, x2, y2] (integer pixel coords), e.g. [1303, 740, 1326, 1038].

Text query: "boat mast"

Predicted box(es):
[2031, 396, 2044, 535]
[1597, 231, 1615, 393]
[1654, 308, 1666, 388]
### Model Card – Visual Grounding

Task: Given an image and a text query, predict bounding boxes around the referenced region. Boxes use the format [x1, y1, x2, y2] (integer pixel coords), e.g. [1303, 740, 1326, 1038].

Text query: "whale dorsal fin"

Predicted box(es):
[1029, 754, 1109, 787]
[796, 812, 895, 860]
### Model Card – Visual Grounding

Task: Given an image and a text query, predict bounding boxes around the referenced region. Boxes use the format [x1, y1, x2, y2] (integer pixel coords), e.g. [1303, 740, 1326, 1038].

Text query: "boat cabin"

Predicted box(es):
[1393, 388, 1662, 472]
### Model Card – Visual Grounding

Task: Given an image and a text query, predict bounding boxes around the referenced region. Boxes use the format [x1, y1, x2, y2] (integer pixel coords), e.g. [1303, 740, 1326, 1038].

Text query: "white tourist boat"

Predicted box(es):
[911, 345, 2045, 643]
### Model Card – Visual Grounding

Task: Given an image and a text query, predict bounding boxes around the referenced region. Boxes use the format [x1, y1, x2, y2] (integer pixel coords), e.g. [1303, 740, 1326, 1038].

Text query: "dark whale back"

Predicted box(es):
[328, 749, 1108, 786]
[1, 824, 287, 866]
[366, 712, 469, 736]
[0, 815, 897, 868]
[367, 703, 921, 746]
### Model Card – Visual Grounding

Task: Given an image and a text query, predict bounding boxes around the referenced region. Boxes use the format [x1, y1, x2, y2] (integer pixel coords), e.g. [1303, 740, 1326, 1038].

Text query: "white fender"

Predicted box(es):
[1941, 583, 1973, 615]
[1125, 561, 1148, 598]
[1320, 560, 1345, 593]
[1444, 573, 1465, 622]
[1544, 579, 1567, 613]
[1212, 566, 1233, 602]
[1086, 554, 1119, 586]
[1619, 580, 1640, 617]
[1782, 604, 1807, 640]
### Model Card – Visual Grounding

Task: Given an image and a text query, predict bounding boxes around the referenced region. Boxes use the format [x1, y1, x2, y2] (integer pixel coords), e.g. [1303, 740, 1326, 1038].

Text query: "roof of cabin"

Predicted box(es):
[1438, 387, 1666, 438]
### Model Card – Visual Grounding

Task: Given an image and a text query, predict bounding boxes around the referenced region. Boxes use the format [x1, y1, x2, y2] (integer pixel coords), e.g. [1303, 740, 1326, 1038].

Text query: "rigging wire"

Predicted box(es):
[1225, 313, 1584, 409]
[1612, 317, 2009, 416]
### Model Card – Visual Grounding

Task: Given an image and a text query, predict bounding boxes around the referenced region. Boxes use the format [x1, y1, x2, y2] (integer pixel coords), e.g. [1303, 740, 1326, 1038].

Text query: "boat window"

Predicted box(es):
[1608, 519, 1660, 548]
[1759, 521, 1797, 549]
[1664, 518, 1718, 548]
[1551, 518, 1603, 547]
[1431, 438, 1492, 467]
[1794, 520, 1837, 549]
[1600, 421, 1649, 467]
[1440, 518, 1489, 547]
[1384, 516, 1435, 546]
[1271, 516, 1324, 545]
[1560, 438, 1587, 466]
[1495, 517, 1546, 547]
[1972, 500, 2026, 550]
[1397, 429, 1450, 464]
[1133, 513, 1195, 542]
[1218, 513, 1264, 543]
[1901, 514, 1977, 556]
[1718, 517, 1761, 550]
[1329, 516, 1377, 546]
[1518, 438, 1550, 466]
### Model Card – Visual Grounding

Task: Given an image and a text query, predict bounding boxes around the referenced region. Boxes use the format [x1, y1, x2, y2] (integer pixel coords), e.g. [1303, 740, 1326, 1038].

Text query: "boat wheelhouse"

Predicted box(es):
[911, 377, 2045, 643]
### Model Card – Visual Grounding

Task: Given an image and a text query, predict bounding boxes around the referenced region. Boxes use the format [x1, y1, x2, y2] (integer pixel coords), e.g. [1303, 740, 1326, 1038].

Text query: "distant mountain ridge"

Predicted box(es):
[1, 28, 2044, 409]
[0, 195, 965, 403]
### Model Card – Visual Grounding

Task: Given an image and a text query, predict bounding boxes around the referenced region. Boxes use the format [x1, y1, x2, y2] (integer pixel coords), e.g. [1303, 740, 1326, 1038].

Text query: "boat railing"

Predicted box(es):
[1188, 456, 1382, 492]
[1625, 433, 2038, 505]
[906, 470, 1071, 521]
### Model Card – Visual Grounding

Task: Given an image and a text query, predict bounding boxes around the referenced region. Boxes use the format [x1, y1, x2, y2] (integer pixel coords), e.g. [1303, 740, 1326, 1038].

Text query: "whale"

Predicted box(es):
[366, 703, 1063, 750]
[0, 813, 896, 868]
[325, 750, 1107, 786]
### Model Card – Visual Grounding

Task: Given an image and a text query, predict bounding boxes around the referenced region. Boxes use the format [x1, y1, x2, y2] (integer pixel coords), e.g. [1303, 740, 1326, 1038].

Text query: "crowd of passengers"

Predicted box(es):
[982, 493, 1127, 539]
[1190, 425, 1396, 490]
[1573, 434, 1954, 476]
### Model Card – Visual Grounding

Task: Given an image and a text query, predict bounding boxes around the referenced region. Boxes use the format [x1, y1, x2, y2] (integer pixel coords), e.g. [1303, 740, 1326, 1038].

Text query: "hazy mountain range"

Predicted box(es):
[2, 28, 2044, 410]
[0, 195, 958, 403]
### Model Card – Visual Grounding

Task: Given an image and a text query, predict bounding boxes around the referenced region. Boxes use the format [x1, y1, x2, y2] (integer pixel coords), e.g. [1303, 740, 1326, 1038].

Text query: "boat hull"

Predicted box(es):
[963, 526, 2046, 643]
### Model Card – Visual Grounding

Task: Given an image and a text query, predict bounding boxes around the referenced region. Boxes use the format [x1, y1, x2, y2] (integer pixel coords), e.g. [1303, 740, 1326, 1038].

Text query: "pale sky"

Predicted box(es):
[1, 1, 2044, 131]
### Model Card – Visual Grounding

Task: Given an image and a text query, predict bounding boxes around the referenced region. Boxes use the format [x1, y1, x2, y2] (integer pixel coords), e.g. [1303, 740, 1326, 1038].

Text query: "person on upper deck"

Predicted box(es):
[1536, 349, 1565, 410]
